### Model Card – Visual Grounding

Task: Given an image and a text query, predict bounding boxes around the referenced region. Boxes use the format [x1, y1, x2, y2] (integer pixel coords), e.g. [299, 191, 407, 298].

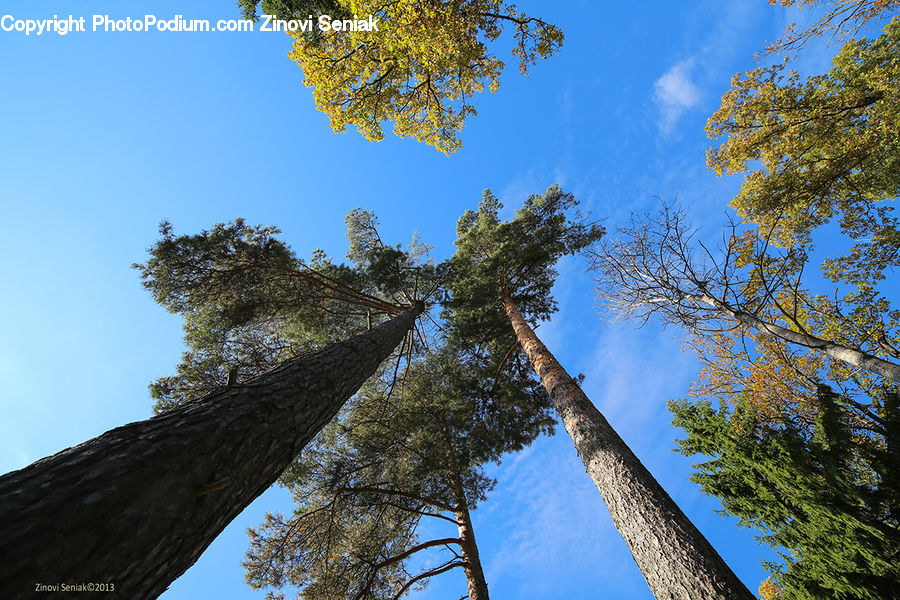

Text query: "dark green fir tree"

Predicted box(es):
[670, 386, 900, 599]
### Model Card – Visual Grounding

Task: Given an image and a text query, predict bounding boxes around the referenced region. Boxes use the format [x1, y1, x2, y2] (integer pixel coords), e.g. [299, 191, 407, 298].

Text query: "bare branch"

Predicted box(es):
[589, 202, 900, 382]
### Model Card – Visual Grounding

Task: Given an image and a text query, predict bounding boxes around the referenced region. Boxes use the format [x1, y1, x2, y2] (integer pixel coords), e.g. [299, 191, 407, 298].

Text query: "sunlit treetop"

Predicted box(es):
[706, 16, 900, 289]
[444, 186, 603, 355]
[135, 215, 439, 412]
[238, 0, 345, 21]
[287, 0, 564, 154]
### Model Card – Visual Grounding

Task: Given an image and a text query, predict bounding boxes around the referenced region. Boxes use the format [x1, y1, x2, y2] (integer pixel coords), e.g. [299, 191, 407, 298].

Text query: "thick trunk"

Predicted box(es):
[0, 303, 421, 600]
[689, 291, 900, 382]
[498, 289, 752, 600]
[449, 472, 490, 600]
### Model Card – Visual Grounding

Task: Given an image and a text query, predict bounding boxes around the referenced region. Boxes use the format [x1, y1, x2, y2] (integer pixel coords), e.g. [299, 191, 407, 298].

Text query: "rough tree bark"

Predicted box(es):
[498, 288, 753, 600]
[0, 303, 422, 600]
[449, 473, 490, 600]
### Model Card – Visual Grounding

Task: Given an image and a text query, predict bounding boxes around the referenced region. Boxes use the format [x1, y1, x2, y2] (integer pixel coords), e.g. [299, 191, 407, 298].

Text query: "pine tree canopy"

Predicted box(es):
[244, 345, 553, 599]
[136, 208, 561, 598]
[135, 214, 438, 412]
[444, 185, 604, 357]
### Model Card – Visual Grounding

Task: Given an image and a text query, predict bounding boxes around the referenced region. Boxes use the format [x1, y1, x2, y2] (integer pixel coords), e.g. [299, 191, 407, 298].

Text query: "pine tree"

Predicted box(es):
[0, 304, 421, 600]
[0, 218, 428, 599]
[149, 213, 555, 599]
[444, 187, 754, 599]
[244, 347, 553, 600]
[143, 214, 439, 412]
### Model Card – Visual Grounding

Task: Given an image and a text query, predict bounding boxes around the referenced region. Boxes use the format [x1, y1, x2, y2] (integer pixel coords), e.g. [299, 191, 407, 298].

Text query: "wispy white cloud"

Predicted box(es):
[647, 1, 775, 140]
[476, 439, 645, 598]
[497, 170, 540, 216]
[653, 59, 701, 136]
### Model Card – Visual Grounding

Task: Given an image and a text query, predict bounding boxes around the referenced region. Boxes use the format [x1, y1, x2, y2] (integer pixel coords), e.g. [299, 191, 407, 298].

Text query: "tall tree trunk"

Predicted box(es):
[498, 288, 752, 600]
[0, 303, 422, 600]
[449, 472, 490, 600]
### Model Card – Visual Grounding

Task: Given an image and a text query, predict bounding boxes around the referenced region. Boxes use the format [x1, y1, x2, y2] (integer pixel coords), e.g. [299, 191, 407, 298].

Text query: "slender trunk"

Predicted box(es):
[0, 303, 422, 600]
[448, 471, 490, 600]
[498, 288, 752, 600]
[436, 414, 490, 600]
[689, 291, 900, 382]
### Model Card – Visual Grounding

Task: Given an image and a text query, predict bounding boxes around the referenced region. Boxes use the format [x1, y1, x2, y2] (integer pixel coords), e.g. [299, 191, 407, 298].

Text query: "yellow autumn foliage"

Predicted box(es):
[288, 0, 562, 153]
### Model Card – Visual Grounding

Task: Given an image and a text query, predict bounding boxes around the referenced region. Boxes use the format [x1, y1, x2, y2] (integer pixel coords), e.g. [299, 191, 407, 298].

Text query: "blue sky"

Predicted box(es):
[0, 1, 856, 598]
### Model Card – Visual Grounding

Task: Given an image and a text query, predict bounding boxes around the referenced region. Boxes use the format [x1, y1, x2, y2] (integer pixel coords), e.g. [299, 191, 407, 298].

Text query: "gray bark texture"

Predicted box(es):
[0, 303, 422, 600]
[499, 289, 753, 600]
[689, 291, 900, 382]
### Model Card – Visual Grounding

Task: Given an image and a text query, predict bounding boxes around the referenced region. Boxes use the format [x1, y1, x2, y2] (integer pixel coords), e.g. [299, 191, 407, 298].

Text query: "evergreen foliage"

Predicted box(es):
[448, 188, 754, 599]
[670, 386, 900, 599]
[139, 210, 556, 598]
[135, 215, 437, 412]
[244, 346, 553, 599]
[445, 186, 603, 355]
